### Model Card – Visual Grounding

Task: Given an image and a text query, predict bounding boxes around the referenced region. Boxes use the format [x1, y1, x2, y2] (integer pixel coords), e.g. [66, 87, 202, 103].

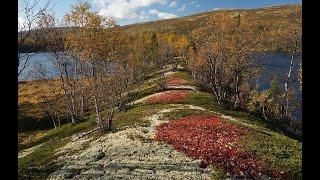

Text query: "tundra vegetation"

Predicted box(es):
[18, 1, 302, 179]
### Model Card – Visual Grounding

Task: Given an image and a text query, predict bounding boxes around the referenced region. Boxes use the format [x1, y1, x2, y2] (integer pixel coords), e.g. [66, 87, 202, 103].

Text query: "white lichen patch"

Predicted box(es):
[166, 85, 198, 91]
[164, 71, 177, 77]
[48, 106, 212, 179]
[56, 136, 94, 155]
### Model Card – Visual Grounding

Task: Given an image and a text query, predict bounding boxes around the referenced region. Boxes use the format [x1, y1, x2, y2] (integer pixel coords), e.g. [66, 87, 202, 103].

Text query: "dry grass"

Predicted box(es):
[18, 130, 48, 145]
[18, 79, 63, 105]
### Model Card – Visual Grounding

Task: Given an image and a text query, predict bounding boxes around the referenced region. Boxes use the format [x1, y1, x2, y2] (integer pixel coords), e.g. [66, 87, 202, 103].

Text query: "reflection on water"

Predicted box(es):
[18, 53, 59, 81]
[255, 53, 302, 121]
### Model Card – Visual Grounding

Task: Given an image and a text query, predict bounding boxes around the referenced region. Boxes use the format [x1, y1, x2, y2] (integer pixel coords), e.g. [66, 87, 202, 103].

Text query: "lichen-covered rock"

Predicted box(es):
[48, 105, 213, 179]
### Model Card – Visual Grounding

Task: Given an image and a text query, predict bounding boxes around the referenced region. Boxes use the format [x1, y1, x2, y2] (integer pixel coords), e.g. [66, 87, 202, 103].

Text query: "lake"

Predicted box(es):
[18, 53, 60, 81]
[18, 52, 302, 121]
[255, 53, 302, 121]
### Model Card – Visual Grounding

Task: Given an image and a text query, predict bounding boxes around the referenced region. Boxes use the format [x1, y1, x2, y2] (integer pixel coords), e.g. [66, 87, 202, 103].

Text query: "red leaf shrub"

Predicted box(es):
[156, 115, 282, 179]
[165, 77, 187, 86]
[146, 91, 188, 104]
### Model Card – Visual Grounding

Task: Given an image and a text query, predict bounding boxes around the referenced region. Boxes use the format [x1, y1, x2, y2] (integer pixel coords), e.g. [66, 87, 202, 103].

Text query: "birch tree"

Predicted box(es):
[280, 8, 302, 118]
[18, 0, 52, 78]
[33, 62, 62, 128]
[64, 2, 117, 132]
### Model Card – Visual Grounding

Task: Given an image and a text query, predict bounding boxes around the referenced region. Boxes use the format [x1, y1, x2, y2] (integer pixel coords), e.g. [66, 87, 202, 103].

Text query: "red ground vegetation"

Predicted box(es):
[156, 115, 282, 179]
[146, 91, 188, 104]
[165, 76, 187, 86]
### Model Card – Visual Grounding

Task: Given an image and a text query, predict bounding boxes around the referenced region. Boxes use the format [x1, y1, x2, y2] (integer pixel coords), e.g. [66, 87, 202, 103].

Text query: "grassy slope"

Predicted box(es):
[18, 103, 166, 179]
[151, 71, 302, 178]
[18, 4, 302, 178]
[18, 71, 167, 179]
[19, 69, 301, 179]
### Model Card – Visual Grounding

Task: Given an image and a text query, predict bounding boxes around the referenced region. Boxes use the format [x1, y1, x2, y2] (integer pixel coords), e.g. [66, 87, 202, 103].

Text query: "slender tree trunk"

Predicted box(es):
[70, 112, 76, 124]
[57, 114, 61, 126]
[70, 93, 77, 123]
[91, 63, 106, 133]
[53, 106, 60, 128]
[45, 102, 57, 129]
[284, 53, 294, 117]
[59, 60, 77, 124]
[80, 93, 84, 119]
[72, 63, 78, 118]
[234, 72, 241, 109]
[79, 61, 86, 120]
[211, 56, 223, 104]
[94, 94, 106, 133]
[93, 95, 101, 124]
[106, 107, 115, 131]
[262, 105, 268, 121]
[51, 114, 57, 129]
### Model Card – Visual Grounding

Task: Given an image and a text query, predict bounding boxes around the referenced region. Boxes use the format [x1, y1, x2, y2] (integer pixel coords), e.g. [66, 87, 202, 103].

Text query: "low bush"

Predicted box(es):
[156, 115, 283, 179]
[146, 90, 189, 104]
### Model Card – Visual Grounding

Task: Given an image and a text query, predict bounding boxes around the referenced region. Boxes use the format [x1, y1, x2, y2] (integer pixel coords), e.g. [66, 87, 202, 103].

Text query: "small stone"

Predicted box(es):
[82, 169, 105, 176]
[117, 168, 130, 174]
[131, 169, 154, 176]
[63, 171, 76, 179]
[95, 151, 105, 161]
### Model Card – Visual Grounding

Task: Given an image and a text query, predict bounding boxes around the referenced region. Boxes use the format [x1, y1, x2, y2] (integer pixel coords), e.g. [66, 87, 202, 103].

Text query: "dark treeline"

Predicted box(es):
[18, 27, 71, 53]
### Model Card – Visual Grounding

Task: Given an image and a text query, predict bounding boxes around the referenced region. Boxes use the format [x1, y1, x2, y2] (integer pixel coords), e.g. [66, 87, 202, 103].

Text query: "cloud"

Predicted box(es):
[176, 0, 199, 11]
[18, 16, 25, 26]
[187, 0, 200, 7]
[139, 10, 149, 20]
[94, 0, 166, 20]
[213, 7, 235, 11]
[18, 16, 34, 31]
[169, 1, 177, 7]
[18, 16, 26, 31]
[188, 1, 196, 6]
[177, 4, 186, 11]
[149, 9, 177, 19]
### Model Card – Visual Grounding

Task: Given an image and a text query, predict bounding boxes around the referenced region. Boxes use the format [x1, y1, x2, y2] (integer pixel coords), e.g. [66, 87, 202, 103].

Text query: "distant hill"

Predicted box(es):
[18, 4, 301, 53]
[18, 27, 71, 53]
[118, 4, 300, 33]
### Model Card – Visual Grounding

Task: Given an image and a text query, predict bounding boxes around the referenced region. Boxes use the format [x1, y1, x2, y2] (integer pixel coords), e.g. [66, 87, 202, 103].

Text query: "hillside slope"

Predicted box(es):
[18, 4, 301, 53]
[120, 4, 300, 33]
[18, 65, 301, 179]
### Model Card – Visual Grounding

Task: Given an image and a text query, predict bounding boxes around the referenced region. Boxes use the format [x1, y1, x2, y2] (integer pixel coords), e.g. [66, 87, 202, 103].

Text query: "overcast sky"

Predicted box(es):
[18, 0, 302, 26]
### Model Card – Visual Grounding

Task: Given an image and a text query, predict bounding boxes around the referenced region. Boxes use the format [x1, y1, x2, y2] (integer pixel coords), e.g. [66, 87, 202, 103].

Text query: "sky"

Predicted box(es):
[18, 0, 302, 26]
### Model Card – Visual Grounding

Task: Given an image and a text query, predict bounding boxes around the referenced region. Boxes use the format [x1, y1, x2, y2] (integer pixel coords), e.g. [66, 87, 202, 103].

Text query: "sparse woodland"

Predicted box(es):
[18, 1, 302, 179]
[20, 2, 301, 135]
